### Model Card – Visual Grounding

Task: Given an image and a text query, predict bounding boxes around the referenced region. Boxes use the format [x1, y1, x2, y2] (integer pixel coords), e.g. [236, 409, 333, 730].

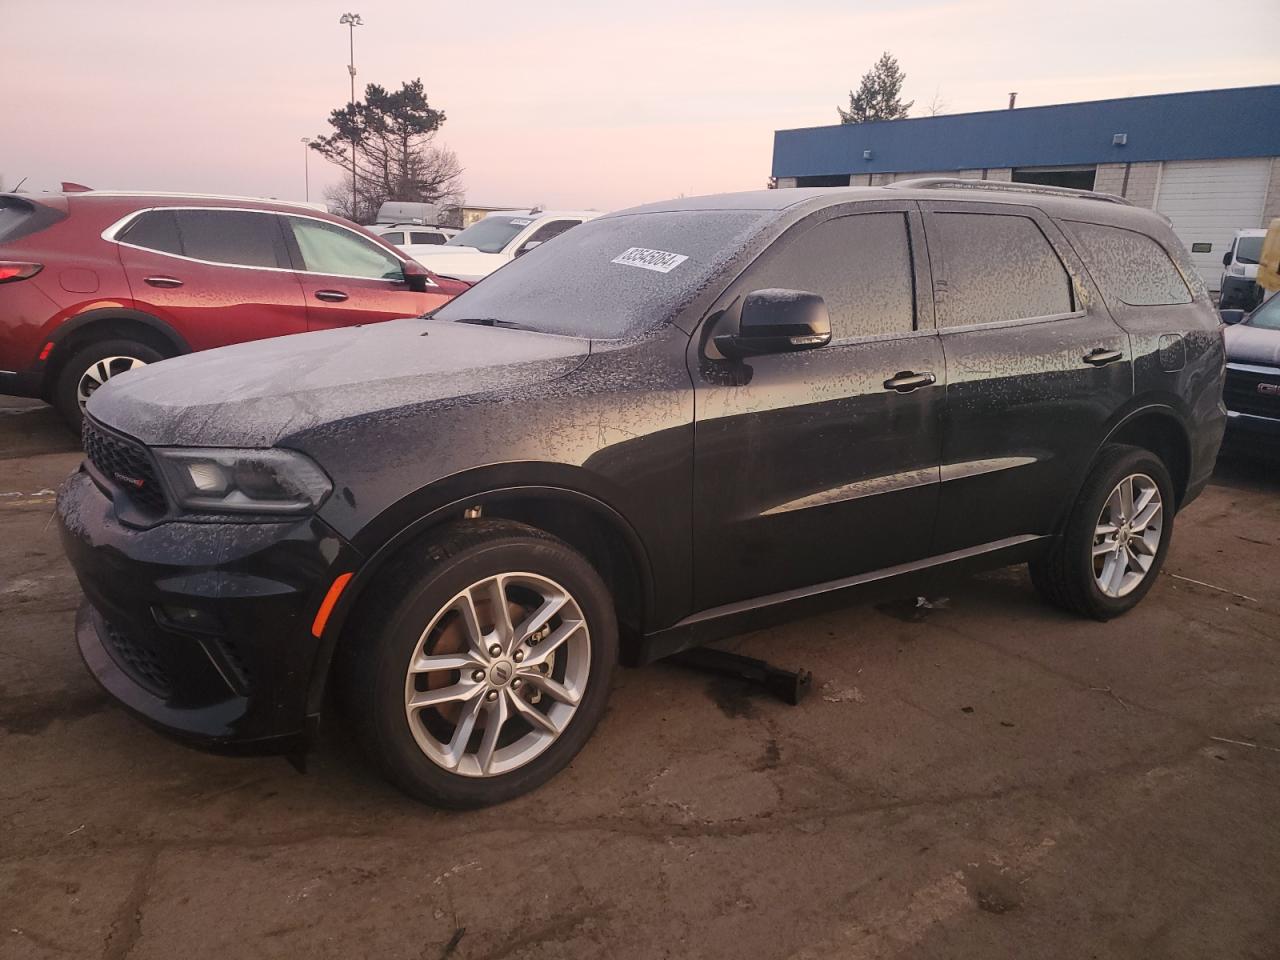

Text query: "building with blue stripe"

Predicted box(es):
[771, 85, 1280, 290]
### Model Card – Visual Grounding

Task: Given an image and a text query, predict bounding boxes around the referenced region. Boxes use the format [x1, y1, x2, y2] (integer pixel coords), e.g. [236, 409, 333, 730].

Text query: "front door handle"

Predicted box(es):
[314, 289, 349, 303]
[883, 371, 937, 393]
[143, 276, 183, 288]
[1083, 347, 1124, 366]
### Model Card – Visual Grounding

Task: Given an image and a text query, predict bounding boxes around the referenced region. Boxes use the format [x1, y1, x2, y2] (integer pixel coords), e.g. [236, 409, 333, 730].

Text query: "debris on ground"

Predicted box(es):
[820, 681, 865, 704]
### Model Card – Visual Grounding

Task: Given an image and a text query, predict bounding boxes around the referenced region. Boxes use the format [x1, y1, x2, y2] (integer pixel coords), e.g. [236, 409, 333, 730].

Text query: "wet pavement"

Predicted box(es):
[2, 394, 1278, 960]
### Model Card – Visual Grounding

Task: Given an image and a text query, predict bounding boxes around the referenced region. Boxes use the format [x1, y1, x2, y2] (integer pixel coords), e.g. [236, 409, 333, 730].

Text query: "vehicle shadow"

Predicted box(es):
[0, 397, 79, 461]
[1211, 450, 1279, 494]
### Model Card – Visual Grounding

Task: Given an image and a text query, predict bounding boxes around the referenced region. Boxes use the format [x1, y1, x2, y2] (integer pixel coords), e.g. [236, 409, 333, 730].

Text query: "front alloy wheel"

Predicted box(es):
[405, 572, 591, 777]
[345, 519, 617, 808]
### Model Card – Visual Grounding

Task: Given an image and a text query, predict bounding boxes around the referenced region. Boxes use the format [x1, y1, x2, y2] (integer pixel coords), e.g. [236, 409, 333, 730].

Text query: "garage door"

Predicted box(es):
[1156, 158, 1271, 291]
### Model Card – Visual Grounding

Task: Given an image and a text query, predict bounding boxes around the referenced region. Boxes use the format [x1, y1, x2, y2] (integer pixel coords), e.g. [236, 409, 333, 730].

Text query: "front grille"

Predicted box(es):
[101, 619, 173, 698]
[82, 418, 168, 514]
[1225, 366, 1280, 421]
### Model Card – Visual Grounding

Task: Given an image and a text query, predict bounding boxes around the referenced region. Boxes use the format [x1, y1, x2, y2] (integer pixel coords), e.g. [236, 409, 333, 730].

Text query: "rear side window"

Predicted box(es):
[740, 212, 916, 340]
[930, 213, 1075, 327]
[174, 210, 287, 269]
[120, 210, 182, 255]
[410, 232, 445, 245]
[1068, 221, 1192, 306]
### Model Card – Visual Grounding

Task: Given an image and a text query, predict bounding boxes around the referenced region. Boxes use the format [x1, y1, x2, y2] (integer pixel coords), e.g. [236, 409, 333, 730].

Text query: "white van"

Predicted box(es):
[1220, 228, 1266, 310]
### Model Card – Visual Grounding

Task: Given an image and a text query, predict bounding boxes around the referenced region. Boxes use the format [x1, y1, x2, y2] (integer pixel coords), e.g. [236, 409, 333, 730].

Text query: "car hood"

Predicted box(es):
[1225, 322, 1280, 367]
[87, 317, 590, 447]
[407, 247, 499, 281]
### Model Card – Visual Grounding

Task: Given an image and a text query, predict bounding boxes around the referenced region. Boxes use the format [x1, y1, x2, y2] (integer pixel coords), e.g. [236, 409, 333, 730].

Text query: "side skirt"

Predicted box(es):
[636, 535, 1047, 664]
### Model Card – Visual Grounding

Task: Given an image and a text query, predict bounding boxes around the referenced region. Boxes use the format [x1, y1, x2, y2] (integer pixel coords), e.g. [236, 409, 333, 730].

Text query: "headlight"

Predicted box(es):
[1229, 264, 1246, 277]
[153, 448, 332, 515]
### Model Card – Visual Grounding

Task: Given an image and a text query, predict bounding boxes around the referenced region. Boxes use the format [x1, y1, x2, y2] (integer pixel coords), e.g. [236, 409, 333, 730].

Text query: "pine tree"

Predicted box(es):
[837, 52, 914, 124]
[311, 79, 463, 222]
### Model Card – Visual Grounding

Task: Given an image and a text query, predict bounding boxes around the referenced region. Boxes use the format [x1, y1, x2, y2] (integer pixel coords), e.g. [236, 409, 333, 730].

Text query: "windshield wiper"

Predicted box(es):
[452, 317, 534, 331]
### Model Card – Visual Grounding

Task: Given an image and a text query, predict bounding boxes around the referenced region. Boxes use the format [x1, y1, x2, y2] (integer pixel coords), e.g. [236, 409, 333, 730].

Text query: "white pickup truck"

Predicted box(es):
[404, 209, 598, 282]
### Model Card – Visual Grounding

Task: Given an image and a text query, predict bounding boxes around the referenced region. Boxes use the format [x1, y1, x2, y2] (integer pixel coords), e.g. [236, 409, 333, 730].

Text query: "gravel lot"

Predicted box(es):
[2, 394, 1278, 960]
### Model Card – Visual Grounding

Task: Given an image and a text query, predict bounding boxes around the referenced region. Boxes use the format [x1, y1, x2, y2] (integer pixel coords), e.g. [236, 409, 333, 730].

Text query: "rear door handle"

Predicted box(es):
[1083, 348, 1124, 366]
[143, 276, 183, 288]
[883, 371, 937, 393]
[314, 289, 349, 303]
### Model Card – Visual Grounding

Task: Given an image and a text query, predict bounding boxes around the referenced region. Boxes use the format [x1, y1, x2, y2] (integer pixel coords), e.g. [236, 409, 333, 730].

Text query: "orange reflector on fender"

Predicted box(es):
[312, 572, 354, 638]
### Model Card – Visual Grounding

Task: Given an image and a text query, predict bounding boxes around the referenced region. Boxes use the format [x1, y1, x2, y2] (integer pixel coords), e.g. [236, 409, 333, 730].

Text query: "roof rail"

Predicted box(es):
[889, 177, 1132, 206]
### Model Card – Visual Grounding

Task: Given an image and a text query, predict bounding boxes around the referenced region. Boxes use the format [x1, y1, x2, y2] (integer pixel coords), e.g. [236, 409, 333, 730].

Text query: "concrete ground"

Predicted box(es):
[2, 394, 1278, 960]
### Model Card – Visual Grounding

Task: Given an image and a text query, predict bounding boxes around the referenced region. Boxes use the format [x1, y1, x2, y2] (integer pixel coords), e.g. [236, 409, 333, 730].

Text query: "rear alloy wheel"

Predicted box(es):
[54, 338, 164, 431]
[1030, 444, 1174, 620]
[1091, 473, 1163, 599]
[345, 520, 617, 808]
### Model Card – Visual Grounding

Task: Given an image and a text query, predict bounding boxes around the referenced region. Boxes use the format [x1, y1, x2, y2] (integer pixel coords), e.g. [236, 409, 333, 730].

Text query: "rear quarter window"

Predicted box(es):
[1067, 221, 1192, 306]
[120, 210, 182, 255]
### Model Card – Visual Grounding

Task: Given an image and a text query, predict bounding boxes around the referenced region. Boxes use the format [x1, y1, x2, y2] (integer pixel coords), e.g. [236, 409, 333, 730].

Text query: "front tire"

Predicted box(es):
[54, 338, 163, 431]
[1030, 444, 1174, 620]
[342, 520, 618, 809]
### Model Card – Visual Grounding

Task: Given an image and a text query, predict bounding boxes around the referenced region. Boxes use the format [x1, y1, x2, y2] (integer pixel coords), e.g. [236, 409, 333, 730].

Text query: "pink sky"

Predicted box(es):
[7, 0, 1278, 213]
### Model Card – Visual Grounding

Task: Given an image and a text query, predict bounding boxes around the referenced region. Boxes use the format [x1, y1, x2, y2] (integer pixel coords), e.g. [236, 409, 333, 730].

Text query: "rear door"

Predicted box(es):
[920, 201, 1132, 554]
[115, 207, 308, 350]
[280, 214, 450, 330]
[690, 203, 945, 610]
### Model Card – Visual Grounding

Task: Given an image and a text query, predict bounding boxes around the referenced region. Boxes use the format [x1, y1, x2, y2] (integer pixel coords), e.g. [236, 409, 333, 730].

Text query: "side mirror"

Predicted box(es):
[1219, 308, 1246, 325]
[714, 289, 832, 360]
[402, 259, 433, 293]
[515, 239, 543, 258]
[1222, 251, 1232, 267]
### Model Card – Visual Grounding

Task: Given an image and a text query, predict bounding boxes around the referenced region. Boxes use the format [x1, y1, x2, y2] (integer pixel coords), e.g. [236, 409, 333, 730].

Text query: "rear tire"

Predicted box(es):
[341, 519, 618, 809]
[54, 338, 163, 431]
[1029, 444, 1174, 620]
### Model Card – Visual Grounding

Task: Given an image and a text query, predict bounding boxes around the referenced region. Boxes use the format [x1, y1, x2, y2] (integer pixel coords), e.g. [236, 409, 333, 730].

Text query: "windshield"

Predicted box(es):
[434, 210, 769, 339]
[445, 216, 532, 253]
[1247, 295, 1280, 331]
[1236, 236, 1264, 265]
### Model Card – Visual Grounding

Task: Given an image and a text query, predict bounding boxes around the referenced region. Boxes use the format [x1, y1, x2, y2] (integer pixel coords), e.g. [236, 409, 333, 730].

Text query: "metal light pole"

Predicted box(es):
[300, 138, 312, 202]
[339, 12, 363, 219]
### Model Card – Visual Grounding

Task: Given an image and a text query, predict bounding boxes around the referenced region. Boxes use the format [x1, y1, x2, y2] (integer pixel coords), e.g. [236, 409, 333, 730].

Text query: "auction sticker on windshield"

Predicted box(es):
[611, 247, 689, 273]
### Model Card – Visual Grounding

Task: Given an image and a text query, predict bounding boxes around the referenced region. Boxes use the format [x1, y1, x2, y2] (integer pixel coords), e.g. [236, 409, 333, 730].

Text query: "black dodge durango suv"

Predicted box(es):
[58, 180, 1226, 808]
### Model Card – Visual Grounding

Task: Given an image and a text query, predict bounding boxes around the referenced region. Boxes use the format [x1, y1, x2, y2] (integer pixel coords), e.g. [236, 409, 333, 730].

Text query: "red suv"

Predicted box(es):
[0, 191, 469, 427]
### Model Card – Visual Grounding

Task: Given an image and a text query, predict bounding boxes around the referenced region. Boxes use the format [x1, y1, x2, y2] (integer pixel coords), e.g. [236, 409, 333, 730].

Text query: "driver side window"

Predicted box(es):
[733, 212, 916, 340]
[284, 217, 404, 279]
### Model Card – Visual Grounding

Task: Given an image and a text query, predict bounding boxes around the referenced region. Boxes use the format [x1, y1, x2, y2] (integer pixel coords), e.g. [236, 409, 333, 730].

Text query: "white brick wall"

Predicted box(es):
[1263, 157, 1280, 224]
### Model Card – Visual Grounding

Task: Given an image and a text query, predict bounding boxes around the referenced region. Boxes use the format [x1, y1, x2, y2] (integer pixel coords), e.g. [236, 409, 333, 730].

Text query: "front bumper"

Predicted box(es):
[58, 468, 360, 752]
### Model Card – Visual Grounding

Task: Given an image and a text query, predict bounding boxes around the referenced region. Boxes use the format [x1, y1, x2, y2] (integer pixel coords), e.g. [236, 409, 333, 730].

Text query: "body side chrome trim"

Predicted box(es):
[940, 455, 1040, 482]
[761, 467, 938, 516]
[100, 206, 437, 288]
[674, 534, 1045, 629]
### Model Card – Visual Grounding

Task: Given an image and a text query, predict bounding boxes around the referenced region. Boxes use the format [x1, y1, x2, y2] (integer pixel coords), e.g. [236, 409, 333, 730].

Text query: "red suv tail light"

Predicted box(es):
[0, 261, 43, 284]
